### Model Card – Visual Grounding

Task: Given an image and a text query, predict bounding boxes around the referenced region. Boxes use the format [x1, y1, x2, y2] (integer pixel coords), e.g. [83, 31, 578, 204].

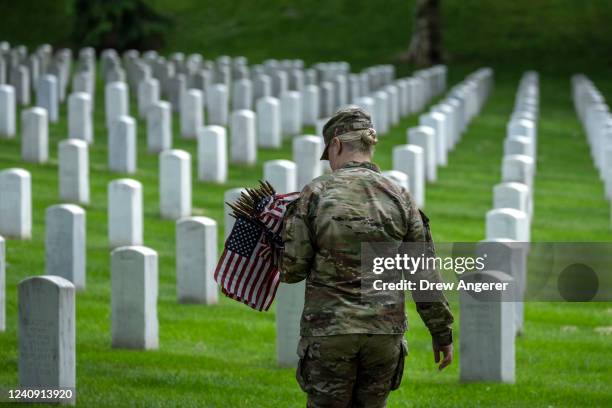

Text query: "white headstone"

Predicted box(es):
[0, 168, 31, 239]
[230, 110, 257, 165]
[504, 136, 534, 160]
[493, 182, 530, 216]
[393, 145, 425, 207]
[408, 126, 437, 182]
[197, 125, 227, 183]
[460, 270, 515, 383]
[111, 246, 158, 349]
[605, 146, 612, 200]
[45, 204, 86, 290]
[386, 85, 400, 125]
[501, 155, 534, 188]
[486, 208, 529, 242]
[180, 89, 203, 139]
[137, 77, 160, 119]
[224, 188, 246, 240]
[109, 115, 137, 174]
[449, 94, 467, 133]
[21, 107, 48, 164]
[405, 78, 417, 114]
[14, 65, 30, 106]
[36, 74, 59, 123]
[176, 217, 218, 304]
[207, 84, 229, 126]
[353, 97, 375, 120]
[293, 135, 323, 189]
[476, 240, 526, 335]
[511, 110, 536, 124]
[256, 96, 282, 148]
[507, 118, 536, 141]
[106, 66, 125, 85]
[147, 100, 172, 153]
[396, 80, 409, 116]
[281, 91, 302, 136]
[290, 69, 304, 92]
[68, 92, 93, 143]
[18, 276, 76, 392]
[412, 77, 425, 111]
[276, 282, 305, 368]
[315, 117, 329, 140]
[447, 98, 463, 145]
[272, 70, 288, 97]
[29, 57, 40, 89]
[59, 139, 89, 204]
[108, 179, 143, 248]
[373, 91, 389, 135]
[319, 81, 335, 117]
[432, 104, 456, 150]
[264, 160, 297, 194]
[232, 78, 253, 111]
[0, 84, 16, 138]
[72, 71, 94, 106]
[420, 112, 447, 166]
[105, 81, 129, 129]
[168, 74, 186, 112]
[253, 74, 272, 102]
[159, 149, 192, 220]
[334, 75, 348, 109]
[596, 126, 612, 178]
[302, 84, 320, 126]
[349, 74, 361, 103]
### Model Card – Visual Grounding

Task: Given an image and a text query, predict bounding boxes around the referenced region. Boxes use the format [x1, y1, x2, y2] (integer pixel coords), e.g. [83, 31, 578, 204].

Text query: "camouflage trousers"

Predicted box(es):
[296, 334, 407, 408]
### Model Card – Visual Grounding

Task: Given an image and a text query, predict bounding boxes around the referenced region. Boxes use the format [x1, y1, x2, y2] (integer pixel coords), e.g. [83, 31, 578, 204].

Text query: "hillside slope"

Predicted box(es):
[0, 0, 610, 71]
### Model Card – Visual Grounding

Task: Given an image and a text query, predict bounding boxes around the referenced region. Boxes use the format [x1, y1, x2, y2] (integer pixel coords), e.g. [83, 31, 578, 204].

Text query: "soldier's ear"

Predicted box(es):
[331, 137, 342, 155]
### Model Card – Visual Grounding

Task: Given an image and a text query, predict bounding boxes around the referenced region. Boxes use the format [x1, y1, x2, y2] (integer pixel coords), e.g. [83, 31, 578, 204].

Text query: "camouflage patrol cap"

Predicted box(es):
[320, 106, 374, 160]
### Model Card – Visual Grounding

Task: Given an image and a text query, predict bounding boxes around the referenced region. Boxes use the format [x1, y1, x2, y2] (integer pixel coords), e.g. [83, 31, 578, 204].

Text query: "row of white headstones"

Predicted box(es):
[0, 45, 448, 241]
[0, 44, 452, 395]
[3, 46, 542, 393]
[4, 64, 546, 394]
[0, 51, 447, 182]
[460, 71, 540, 384]
[1, 44, 445, 164]
[572, 75, 612, 228]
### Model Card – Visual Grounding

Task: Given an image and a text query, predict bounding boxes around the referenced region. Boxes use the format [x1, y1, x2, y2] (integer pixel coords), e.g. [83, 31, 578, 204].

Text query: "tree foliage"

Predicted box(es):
[72, 0, 171, 51]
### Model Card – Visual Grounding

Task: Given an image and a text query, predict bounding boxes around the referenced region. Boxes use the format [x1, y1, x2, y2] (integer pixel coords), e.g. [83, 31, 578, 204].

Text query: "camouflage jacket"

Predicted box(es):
[280, 161, 454, 346]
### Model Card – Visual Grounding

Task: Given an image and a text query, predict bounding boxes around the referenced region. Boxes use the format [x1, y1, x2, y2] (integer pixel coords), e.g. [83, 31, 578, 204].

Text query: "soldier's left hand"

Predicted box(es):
[433, 343, 453, 371]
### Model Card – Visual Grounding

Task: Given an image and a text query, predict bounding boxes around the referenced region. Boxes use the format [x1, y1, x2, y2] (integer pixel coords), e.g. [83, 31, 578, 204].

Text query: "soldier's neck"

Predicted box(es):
[330, 153, 373, 171]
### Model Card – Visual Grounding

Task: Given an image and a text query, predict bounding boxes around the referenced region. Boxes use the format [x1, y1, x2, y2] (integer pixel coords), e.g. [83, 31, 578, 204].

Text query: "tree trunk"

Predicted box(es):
[401, 0, 443, 66]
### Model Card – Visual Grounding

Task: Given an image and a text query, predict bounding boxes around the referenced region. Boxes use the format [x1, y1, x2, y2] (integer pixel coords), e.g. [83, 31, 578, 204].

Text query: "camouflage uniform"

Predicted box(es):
[280, 156, 454, 407]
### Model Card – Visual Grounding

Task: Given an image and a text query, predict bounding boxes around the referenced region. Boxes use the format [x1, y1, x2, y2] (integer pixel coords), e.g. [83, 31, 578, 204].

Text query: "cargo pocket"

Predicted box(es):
[390, 339, 408, 390]
[296, 338, 310, 393]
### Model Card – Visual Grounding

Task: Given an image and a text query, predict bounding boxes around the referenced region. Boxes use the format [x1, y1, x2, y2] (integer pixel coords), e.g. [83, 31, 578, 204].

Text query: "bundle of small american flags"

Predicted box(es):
[214, 181, 300, 311]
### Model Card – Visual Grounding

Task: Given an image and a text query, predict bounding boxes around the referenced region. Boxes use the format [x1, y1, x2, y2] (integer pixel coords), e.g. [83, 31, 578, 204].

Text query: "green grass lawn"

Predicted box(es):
[1, 66, 611, 407]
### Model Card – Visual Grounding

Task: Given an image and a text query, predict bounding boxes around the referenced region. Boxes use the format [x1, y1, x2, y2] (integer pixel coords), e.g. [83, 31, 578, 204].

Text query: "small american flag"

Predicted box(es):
[215, 183, 300, 311]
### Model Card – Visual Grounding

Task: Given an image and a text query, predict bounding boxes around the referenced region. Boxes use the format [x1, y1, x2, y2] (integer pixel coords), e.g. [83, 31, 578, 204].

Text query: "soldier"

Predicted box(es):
[280, 106, 454, 407]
